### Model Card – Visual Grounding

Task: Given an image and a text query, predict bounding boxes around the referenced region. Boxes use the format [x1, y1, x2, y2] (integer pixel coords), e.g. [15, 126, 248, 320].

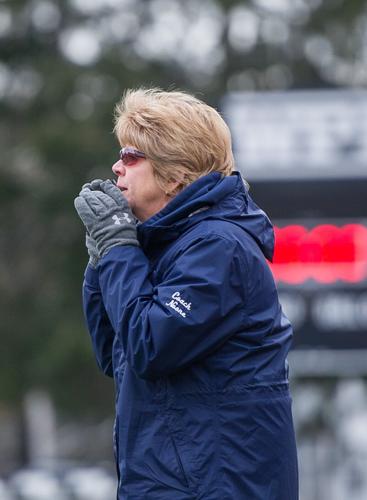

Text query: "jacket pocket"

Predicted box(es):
[118, 408, 195, 493]
[168, 431, 191, 490]
[165, 408, 209, 495]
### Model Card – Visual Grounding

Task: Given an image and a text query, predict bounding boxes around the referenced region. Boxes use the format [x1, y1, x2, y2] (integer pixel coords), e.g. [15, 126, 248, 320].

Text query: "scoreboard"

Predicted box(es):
[222, 90, 367, 367]
[254, 179, 367, 352]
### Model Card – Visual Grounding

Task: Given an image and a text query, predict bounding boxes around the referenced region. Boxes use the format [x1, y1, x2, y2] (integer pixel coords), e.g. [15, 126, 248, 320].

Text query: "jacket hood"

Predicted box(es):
[137, 171, 274, 261]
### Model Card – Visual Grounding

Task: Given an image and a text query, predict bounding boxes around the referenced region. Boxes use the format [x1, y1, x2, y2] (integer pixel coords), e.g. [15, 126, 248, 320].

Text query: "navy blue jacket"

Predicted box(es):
[83, 172, 298, 499]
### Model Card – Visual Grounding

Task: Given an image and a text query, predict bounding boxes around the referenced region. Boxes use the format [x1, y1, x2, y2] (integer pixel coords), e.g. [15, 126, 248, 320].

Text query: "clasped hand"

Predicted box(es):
[74, 179, 138, 266]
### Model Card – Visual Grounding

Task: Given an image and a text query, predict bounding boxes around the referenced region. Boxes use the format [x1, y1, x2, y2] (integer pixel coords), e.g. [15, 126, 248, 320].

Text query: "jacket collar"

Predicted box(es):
[137, 171, 274, 262]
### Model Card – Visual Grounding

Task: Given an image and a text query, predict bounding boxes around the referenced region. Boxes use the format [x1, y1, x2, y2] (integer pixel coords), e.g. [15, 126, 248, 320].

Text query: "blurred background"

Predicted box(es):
[1, 0, 367, 499]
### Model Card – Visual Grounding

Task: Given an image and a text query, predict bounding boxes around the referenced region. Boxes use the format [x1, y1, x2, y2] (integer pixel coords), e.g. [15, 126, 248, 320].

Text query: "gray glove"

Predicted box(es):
[82, 180, 104, 268]
[82, 179, 104, 192]
[74, 179, 139, 257]
[86, 233, 99, 268]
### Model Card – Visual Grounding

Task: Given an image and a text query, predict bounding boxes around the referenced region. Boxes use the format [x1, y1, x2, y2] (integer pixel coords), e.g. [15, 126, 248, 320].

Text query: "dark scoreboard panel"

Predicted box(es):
[250, 178, 367, 350]
[222, 89, 367, 353]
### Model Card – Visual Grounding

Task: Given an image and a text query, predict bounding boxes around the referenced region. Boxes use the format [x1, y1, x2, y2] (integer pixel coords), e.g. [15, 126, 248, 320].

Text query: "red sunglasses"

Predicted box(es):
[119, 146, 146, 165]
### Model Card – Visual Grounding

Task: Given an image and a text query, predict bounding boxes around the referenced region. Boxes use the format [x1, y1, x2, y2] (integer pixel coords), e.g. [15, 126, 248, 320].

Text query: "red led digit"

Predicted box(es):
[270, 224, 367, 284]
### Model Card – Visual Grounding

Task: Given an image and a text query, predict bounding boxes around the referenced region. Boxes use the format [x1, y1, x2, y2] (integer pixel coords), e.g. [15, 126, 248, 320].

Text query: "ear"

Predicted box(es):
[165, 177, 184, 197]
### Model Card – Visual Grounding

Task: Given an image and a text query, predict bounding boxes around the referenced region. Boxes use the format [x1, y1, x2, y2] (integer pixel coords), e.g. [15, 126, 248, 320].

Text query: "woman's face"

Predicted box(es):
[112, 148, 173, 222]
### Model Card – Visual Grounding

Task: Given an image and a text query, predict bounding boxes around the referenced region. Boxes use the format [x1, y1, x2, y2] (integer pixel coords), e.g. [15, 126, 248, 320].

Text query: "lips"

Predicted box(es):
[118, 187, 128, 199]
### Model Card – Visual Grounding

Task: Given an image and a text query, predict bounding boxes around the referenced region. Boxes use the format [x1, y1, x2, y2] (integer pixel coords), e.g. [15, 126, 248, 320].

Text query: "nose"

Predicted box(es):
[112, 160, 126, 177]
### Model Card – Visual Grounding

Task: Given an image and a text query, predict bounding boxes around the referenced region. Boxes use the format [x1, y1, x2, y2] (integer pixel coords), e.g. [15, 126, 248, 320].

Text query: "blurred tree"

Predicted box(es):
[0, 0, 365, 415]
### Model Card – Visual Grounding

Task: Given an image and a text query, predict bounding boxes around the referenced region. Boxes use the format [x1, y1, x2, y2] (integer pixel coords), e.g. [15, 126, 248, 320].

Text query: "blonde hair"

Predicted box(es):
[113, 88, 235, 194]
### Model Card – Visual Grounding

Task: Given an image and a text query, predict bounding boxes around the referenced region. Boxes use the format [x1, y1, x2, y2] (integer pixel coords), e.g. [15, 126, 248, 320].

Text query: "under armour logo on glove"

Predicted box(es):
[112, 213, 132, 225]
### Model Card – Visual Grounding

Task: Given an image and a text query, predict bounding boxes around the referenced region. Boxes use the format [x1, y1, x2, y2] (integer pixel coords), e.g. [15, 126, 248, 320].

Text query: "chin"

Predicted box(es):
[129, 205, 142, 222]
[134, 209, 148, 222]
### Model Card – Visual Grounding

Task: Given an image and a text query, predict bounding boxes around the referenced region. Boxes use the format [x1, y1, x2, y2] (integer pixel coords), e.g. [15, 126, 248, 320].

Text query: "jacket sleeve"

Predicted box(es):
[83, 264, 116, 378]
[98, 235, 247, 380]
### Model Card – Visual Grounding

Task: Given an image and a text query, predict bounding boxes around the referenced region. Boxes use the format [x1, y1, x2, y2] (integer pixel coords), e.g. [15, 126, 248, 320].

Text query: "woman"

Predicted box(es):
[74, 88, 298, 499]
